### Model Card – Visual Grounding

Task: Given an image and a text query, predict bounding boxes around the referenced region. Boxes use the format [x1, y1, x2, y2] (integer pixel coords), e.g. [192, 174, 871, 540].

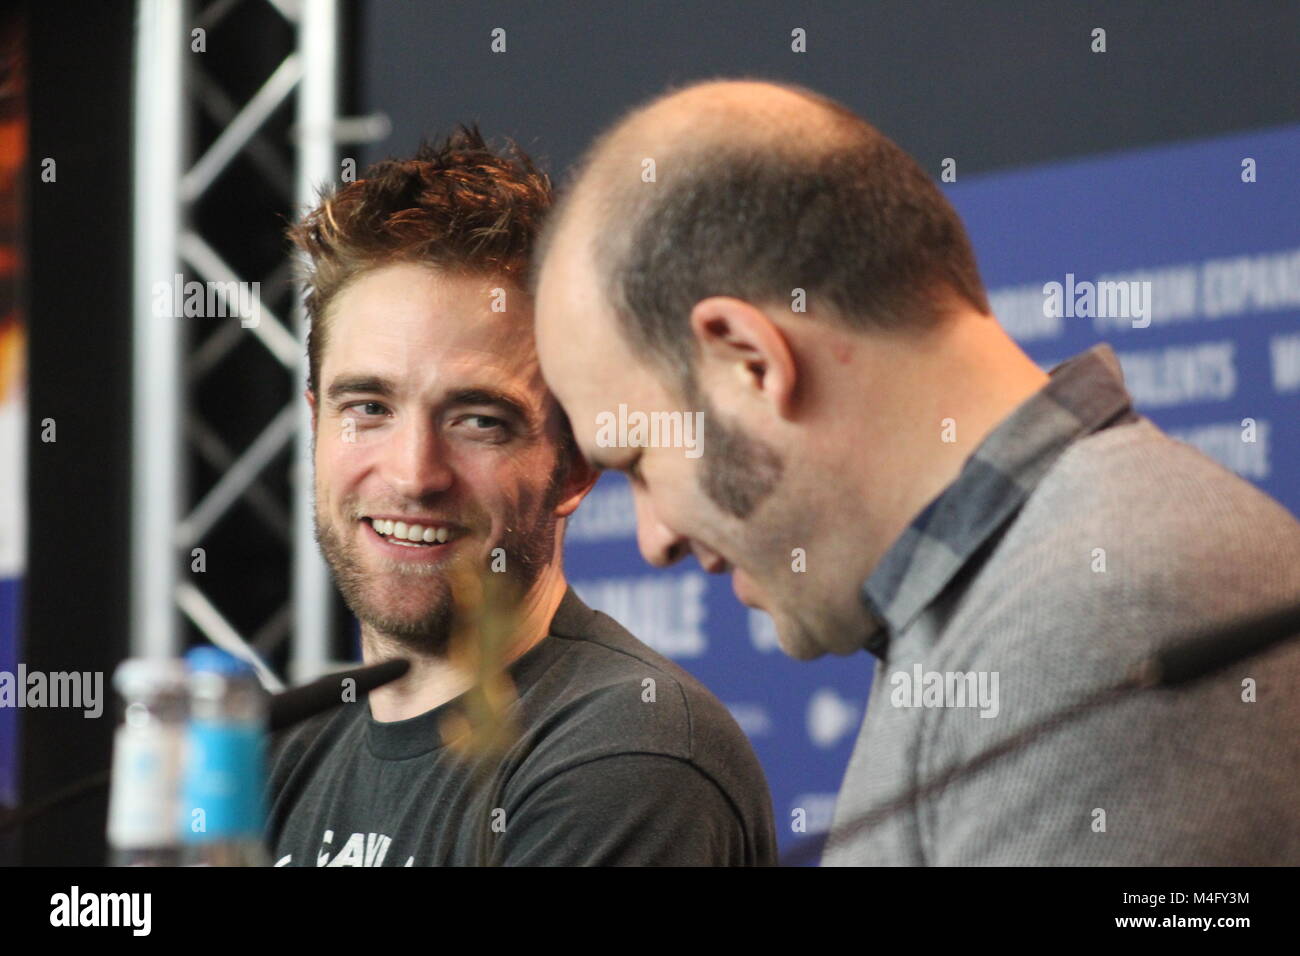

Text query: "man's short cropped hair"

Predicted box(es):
[288, 124, 552, 397]
[547, 82, 991, 392]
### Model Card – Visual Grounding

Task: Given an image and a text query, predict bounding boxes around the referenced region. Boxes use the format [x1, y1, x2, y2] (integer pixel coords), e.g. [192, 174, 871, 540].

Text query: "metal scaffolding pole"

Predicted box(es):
[131, 0, 186, 661]
[129, 0, 364, 683]
[291, 0, 339, 683]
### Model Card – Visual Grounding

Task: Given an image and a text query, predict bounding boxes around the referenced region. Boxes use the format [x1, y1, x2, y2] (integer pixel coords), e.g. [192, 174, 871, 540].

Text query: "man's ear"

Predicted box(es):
[553, 450, 599, 519]
[305, 388, 318, 430]
[689, 296, 798, 418]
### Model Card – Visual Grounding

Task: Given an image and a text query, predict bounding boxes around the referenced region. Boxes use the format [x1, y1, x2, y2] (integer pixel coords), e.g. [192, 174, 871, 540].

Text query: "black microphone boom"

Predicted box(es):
[0, 658, 411, 834]
[783, 595, 1300, 866]
[268, 658, 410, 733]
[1140, 598, 1300, 687]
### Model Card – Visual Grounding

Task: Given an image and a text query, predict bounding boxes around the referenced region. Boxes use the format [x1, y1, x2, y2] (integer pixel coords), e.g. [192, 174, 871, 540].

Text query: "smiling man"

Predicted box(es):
[265, 127, 777, 866]
[533, 80, 1300, 865]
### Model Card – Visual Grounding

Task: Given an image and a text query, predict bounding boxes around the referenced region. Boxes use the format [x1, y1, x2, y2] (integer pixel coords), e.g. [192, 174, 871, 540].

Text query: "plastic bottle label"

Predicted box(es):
[179, 720, 266, 842]
[107, 723, 185, 848]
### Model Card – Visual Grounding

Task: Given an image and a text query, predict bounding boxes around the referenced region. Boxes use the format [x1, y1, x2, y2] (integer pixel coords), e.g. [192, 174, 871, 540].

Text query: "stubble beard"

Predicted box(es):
[313, 470, 565, 659]
[315, 508, 457, 656]
[694, 398, 841, 659]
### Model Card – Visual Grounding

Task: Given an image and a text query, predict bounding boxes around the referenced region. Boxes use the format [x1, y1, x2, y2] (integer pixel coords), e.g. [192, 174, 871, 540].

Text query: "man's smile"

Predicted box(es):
[359, 514, 467, 561]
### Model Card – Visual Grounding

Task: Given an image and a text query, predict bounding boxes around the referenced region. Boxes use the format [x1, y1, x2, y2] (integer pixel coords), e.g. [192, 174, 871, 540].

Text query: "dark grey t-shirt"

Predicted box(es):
[266, 589, 777, 866]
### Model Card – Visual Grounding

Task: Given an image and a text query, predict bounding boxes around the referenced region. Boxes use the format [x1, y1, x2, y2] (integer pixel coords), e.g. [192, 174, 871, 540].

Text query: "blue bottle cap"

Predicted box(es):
[184, 646, 256, 676]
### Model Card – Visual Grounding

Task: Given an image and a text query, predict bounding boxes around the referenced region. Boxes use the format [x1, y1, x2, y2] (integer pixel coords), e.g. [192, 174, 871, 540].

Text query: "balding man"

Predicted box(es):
[532, 80, 1300, 865]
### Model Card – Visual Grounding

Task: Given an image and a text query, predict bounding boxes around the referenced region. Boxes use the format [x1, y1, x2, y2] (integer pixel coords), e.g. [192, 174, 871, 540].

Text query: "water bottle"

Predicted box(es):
[106, 657, 188, 866]
[178, 647, 271, 866]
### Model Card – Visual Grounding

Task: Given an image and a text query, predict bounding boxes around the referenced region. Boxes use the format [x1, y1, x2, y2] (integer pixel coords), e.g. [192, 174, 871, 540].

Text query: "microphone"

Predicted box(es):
[0, 658, 411, 834]
[781, 595, 1300, 866]
[268, 658, 409, 733]
[1136, 599, 1300, 687]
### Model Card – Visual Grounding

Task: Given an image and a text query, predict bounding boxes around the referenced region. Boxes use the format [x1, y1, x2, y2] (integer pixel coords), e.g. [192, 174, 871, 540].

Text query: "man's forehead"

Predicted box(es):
[535, 267, 608, 387]
[536, 230, 610, 352]
[323, 264, 544, 395]
[334, 265, 524, 335]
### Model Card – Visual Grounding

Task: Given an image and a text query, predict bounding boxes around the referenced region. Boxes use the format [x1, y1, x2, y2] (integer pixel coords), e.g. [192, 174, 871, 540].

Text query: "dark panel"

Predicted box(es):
[20, 0, 134, 865]
[358, 0, 1300, 178]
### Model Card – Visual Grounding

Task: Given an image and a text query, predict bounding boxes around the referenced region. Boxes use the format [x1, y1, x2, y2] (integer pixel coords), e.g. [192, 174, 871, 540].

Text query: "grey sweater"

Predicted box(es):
[824, 345, 1300, 865]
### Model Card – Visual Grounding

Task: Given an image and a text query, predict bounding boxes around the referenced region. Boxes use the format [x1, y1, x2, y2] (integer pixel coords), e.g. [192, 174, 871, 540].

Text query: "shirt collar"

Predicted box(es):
[859, 343, 1137, 658]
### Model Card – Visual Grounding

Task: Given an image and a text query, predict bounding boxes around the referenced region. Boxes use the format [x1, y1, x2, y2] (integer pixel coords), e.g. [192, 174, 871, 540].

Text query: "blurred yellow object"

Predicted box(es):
[0, 316, 25, 404]
[439, 558, 522, 761]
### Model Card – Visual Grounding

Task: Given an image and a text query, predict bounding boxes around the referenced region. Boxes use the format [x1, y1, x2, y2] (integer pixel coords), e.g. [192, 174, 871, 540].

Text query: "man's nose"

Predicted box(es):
[381, 418, 454, 500]
[632, 483, 688, 568]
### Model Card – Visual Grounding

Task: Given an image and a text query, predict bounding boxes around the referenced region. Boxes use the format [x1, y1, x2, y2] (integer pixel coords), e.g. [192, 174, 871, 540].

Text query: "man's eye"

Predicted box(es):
[460, 414, 511, 435]
[347, 401, 388, 417]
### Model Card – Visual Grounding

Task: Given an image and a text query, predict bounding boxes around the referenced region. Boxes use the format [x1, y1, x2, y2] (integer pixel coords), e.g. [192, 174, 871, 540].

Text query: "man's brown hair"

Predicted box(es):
[288, 124, 552, 396]
[539, 81, 990, 396]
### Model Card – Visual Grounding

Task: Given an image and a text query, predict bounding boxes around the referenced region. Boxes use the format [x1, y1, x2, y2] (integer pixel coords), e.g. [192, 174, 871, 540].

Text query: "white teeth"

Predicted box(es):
[367, 518, 451, 545]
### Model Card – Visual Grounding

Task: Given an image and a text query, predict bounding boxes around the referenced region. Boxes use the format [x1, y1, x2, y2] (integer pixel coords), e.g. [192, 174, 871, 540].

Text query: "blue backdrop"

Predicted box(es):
[561, 122, 1300, 858]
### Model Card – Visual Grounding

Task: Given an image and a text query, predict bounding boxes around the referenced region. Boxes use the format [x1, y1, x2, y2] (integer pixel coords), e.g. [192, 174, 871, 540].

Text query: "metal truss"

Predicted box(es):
[131, 0, 385, 685]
